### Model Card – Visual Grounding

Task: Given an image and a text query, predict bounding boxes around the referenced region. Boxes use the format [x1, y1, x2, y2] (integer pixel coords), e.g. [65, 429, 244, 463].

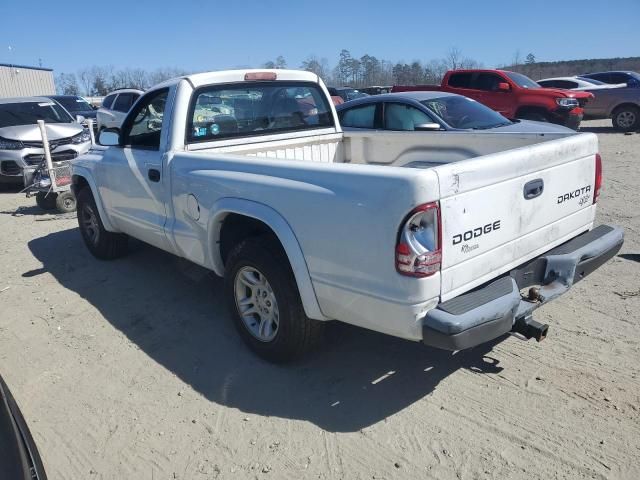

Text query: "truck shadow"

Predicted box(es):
[27, 228, 507, 433]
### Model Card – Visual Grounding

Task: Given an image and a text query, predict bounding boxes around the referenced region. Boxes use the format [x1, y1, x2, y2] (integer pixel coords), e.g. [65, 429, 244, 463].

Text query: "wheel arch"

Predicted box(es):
[71, 168, 117, 232]
[515, 105, 550, 119]
[208, 198, 329, 321]
[609, 102, 640, 118]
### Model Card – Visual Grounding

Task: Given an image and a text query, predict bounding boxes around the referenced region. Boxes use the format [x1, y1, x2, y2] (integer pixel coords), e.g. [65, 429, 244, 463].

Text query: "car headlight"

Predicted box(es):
[556, 98, 579, 108]
[72, 128, 91, 144]
[0, 136, 24, 150]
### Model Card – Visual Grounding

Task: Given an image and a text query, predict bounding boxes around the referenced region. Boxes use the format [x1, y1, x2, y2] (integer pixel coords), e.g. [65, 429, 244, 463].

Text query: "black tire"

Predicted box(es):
[224, 235, 323, 362]
[35, 191, 57, 210]
[55, 190, 77, 213]
[611, 105, 639, 132]
[76, 187, 128, 260]
[517, 111, 549, 122]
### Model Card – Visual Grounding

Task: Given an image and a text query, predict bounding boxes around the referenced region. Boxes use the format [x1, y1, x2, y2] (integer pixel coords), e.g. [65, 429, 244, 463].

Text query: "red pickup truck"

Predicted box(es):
[393, 69, 593, 130]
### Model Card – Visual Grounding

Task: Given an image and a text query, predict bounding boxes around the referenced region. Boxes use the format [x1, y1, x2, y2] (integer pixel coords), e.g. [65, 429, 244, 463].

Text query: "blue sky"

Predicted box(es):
[1, 0, 639, 74]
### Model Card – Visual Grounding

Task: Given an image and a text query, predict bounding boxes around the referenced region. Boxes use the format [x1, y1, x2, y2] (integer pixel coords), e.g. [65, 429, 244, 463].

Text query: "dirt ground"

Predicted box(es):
[0, 119, 638, 480]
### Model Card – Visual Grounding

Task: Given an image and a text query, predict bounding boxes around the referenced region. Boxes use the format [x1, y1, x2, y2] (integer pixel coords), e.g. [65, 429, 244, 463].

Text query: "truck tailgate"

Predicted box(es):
[435, 133, 599, 301]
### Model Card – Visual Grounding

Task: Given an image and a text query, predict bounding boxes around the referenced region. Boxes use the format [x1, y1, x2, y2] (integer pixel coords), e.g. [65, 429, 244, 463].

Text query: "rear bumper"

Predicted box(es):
[421, 225, 624, 350]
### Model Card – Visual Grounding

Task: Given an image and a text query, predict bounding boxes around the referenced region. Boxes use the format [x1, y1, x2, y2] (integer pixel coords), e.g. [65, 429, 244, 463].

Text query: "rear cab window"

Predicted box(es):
[448, 73, 473, 89]
[187, 81, 334, 143]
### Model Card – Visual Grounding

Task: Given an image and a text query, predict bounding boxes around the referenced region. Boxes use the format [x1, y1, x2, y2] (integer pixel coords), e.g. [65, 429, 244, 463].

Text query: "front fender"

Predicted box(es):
[207, 198, 330, 321]
[71, 166, 117, 232]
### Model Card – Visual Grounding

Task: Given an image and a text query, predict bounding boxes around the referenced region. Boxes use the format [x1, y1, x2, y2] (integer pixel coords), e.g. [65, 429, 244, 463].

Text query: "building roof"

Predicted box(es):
[0, 63, 53, 72]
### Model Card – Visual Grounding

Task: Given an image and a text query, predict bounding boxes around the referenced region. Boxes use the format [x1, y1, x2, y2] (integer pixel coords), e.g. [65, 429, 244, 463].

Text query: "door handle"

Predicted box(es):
[523, 179, 544, 199]
[148, 168, 160, 182]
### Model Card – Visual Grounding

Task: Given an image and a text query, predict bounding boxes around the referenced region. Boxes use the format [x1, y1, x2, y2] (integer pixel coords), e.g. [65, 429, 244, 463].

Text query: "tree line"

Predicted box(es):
[55, 50, 640, 96]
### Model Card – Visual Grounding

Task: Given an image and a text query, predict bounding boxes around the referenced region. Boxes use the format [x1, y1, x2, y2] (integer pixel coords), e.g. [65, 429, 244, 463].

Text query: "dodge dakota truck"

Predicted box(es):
[71, 69, 623, 362]
[393, 69, 593, 130]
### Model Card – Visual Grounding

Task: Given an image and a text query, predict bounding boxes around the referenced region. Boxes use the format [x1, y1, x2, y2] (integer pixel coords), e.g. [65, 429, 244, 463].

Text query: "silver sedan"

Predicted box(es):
[0, 97, 91, 187]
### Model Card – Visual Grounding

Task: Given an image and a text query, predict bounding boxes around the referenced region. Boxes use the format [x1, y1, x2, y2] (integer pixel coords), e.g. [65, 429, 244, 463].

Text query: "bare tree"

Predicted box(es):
[445, 47, 463, 70]
[55, 73, 79, 95]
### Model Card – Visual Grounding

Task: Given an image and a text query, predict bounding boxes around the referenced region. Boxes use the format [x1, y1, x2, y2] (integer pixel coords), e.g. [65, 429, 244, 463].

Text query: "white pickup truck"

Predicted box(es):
[71, 69, 623, 362]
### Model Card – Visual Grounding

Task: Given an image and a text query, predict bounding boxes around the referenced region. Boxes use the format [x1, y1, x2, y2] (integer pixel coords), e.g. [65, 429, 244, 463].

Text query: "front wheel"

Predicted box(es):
[224, 236, 323, 362]
[55, 190, 77, 213]
[76, 187, 128, 260]
[612, 105, 639, 132]
[35, 191, 57, 210]
[517, 111, 549, 123]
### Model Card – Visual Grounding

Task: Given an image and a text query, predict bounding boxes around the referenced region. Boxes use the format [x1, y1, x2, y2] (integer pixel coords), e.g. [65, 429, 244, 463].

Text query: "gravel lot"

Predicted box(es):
[0, 119, 638, 480]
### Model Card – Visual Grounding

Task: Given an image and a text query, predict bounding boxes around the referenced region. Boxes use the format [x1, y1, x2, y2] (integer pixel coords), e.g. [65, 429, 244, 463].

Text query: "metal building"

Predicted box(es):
[0, 63, 55, 97]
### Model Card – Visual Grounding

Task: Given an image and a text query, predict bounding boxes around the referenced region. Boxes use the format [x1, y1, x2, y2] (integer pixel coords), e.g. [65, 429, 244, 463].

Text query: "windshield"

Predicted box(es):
[340, 89, 368, 102]
[420, 96, 511, 130]
[54, 96, 93, 112]
[188, 81, 334, 142]
[0, 101, 74, 128]
[505, 72, 540, 89]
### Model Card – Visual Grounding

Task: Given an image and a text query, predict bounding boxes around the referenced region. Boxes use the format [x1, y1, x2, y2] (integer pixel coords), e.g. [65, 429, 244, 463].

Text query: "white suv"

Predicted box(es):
[96, 88, 143, 133]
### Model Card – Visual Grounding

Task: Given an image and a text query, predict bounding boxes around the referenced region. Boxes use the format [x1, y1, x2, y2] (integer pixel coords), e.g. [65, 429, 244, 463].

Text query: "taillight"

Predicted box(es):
[396, 202, 442, 277]
[593, 153, 602, 204]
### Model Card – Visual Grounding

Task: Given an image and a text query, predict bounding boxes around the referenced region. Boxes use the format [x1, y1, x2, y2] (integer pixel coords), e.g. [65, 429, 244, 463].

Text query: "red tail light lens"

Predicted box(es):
[396, 202, 442, 277]
[593, 153, 602, 204]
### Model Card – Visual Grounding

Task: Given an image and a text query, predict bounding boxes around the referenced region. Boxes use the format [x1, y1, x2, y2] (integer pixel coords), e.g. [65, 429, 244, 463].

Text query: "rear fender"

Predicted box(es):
[207, 198, 329, 321]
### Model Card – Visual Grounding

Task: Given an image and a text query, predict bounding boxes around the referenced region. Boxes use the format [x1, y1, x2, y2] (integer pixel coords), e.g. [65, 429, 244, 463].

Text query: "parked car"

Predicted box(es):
[537, 76, 625, 91]
[0, 374, 48, 479]
[360, 86, 393, 95]
[48, 94, 98, 134]
[581, 71, 640, 88]
[337, 91, 574, 134]
[327, 87, 368, 102]
[96, 88, 143, 133]
[0, 97, 90, 187]
[393, 69, 593, 130]
[71, 69, 622, 362]
[581, 86, 640, 131]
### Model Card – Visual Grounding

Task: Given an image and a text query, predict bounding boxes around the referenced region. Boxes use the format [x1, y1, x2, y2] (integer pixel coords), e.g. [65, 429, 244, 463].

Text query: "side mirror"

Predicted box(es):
[498, 82, 511, 92]
[98, 128, 121, 146]
[76, 115, 85, 124]
[414, 123, 443, 131]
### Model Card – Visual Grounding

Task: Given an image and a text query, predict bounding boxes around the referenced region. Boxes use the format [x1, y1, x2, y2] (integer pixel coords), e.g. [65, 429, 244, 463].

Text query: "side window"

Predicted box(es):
[121, 89, 169, 150]
[609, 73, 629, 84]
[340, 104, 376, 128]
[102, 94, 116, 109]
[473, 73, 504, 91]
[560, 80, 578, 89]
[384, 103, 432, 131]
[590, 73, 610, 83]
[448, 73, 473, 88]
[112, 93, 135, 113]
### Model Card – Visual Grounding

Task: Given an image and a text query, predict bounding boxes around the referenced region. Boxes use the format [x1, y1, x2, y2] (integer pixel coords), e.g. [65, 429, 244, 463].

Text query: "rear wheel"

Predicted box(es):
[35, 191, 57, 210]
[224, 235, 323, 362]
[55, 190, 77, 213]
[612, 105, 639, 132]
[76, 187, 128, 260]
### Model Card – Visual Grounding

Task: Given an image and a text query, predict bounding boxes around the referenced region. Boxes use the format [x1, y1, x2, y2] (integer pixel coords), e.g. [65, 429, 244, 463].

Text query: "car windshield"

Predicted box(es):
[341, 89, 368, 101]
[576, 77, 606, 85]
[0, 101, 74, 128]
[54, 96, 93, 112]
[505, 72, 540, 89]
[420, 96, 512, 130]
